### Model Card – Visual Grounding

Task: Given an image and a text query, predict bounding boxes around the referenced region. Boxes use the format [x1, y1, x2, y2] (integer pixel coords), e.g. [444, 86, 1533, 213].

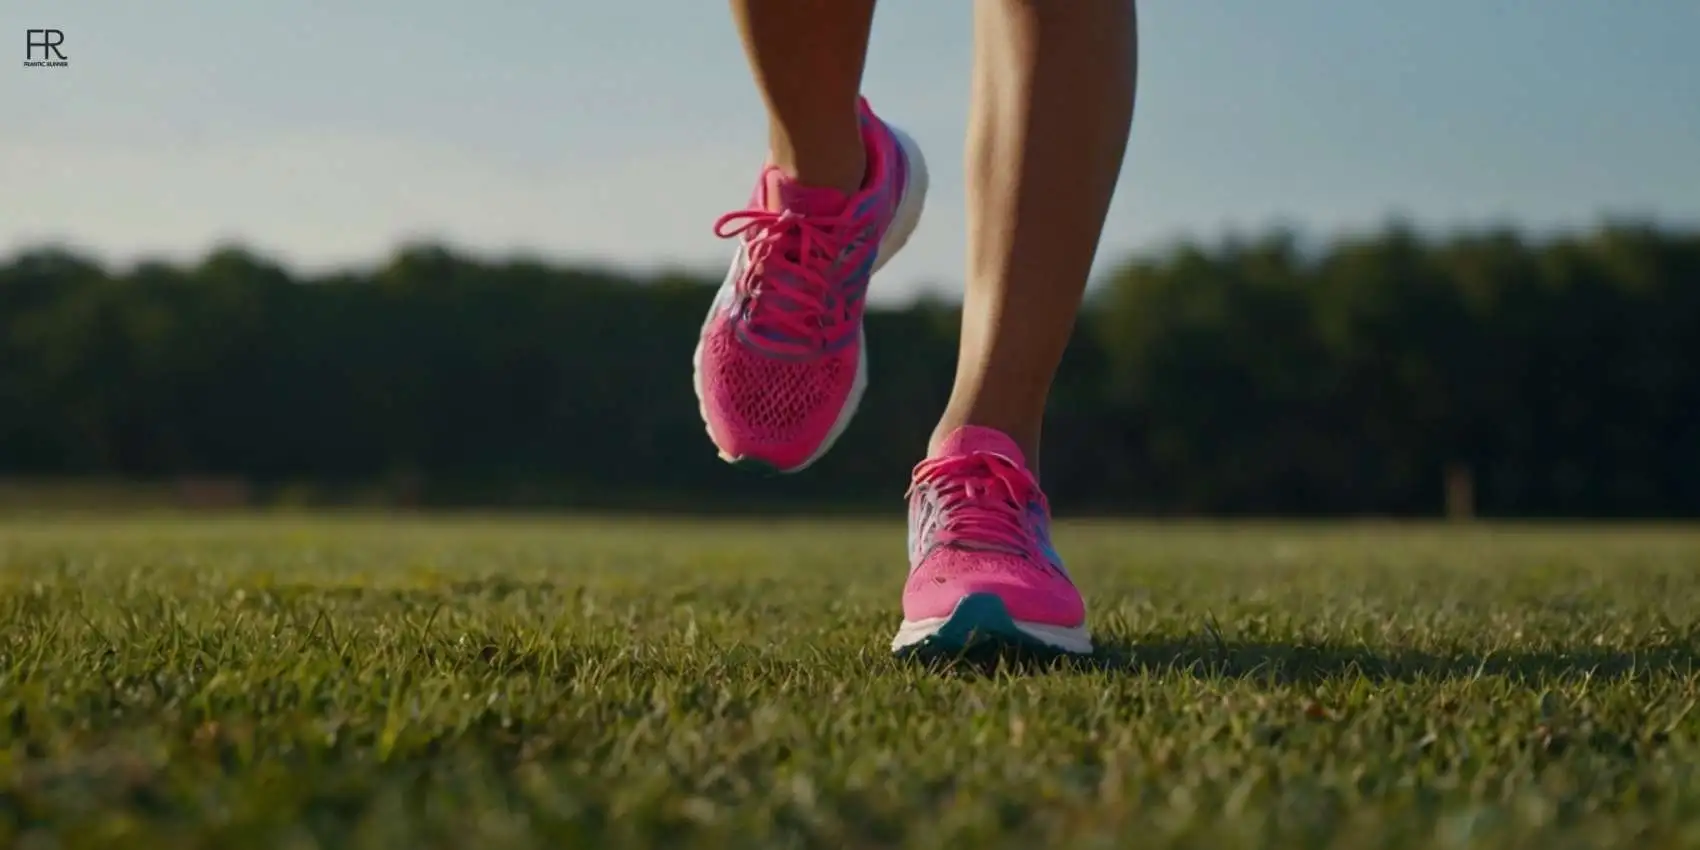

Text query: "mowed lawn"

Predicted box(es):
[2, 517, 1699, 849]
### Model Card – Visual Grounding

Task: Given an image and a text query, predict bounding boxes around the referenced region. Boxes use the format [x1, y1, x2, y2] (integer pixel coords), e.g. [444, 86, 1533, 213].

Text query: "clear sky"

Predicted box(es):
[4, 1, 1697, 304]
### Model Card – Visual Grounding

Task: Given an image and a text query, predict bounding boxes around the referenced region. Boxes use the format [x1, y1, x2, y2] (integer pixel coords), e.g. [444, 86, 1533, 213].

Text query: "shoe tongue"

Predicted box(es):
[932, 426, 1027, 469]
[764, 171, 852, 216]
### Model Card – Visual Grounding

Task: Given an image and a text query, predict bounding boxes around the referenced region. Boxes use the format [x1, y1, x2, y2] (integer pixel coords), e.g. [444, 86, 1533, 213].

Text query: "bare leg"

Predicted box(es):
[701, 0, 931, 473]
[729, 0, 877, 193]
[934, 0, 1139, 469]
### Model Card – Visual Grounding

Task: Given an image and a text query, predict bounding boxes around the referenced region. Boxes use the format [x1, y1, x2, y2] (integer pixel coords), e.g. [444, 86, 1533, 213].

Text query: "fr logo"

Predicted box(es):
[25, 29, 68, 68]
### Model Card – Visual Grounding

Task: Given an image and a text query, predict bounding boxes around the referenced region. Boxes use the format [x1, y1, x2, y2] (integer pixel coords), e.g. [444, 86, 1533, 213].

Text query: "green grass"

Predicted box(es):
[3, 517, 1700, 849]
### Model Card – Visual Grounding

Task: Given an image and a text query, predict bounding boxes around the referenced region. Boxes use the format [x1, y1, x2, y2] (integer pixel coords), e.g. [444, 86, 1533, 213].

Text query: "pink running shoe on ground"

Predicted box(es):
[892, 426, 1093, 655]
[693, 97, 929, 473]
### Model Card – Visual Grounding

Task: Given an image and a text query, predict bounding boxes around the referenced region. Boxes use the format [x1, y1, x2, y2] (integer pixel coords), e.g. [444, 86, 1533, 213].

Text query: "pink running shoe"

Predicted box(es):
[693, 98, 928, 473]
[892, 426, 1092, 655]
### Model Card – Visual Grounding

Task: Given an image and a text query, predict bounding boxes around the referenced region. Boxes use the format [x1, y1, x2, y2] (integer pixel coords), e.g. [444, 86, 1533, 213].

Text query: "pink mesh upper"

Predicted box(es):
[697, 97, 906, 469]
[902, 427, 1086, 627]
[699, 331, 856, 468]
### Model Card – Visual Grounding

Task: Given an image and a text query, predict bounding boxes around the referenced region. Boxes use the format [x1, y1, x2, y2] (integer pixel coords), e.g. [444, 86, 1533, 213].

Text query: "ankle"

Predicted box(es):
[770, 156, 866, 196]
[769, 124, 867, 194]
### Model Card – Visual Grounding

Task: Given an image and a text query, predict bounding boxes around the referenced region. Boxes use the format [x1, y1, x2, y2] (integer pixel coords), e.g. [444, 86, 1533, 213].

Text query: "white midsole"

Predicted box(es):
[692, 123, 931, 472]
[889, 616, 1095, 655]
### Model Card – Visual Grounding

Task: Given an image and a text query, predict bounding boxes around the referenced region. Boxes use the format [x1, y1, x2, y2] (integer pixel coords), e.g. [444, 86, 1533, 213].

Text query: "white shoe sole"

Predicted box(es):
[891, 592, 1094, 656]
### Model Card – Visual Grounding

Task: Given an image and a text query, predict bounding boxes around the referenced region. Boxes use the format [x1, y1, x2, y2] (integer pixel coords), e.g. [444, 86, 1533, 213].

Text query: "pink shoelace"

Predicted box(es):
[713, 206, 858, 353]
[908, 452, 1048, 555]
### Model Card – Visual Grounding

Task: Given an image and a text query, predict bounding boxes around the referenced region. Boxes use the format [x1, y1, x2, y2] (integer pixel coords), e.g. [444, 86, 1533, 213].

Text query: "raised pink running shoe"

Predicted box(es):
[892, 426, 1092, 655]
[693, 98, 928, 473]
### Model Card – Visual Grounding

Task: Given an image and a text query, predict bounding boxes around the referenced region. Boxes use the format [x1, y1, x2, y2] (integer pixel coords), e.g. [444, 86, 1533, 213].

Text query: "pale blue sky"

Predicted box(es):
[4, 1, 1697, 303]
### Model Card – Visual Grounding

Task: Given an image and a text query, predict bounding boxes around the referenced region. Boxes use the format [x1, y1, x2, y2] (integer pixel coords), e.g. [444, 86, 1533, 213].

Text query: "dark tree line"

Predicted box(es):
[2, 222, 1697, 517]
